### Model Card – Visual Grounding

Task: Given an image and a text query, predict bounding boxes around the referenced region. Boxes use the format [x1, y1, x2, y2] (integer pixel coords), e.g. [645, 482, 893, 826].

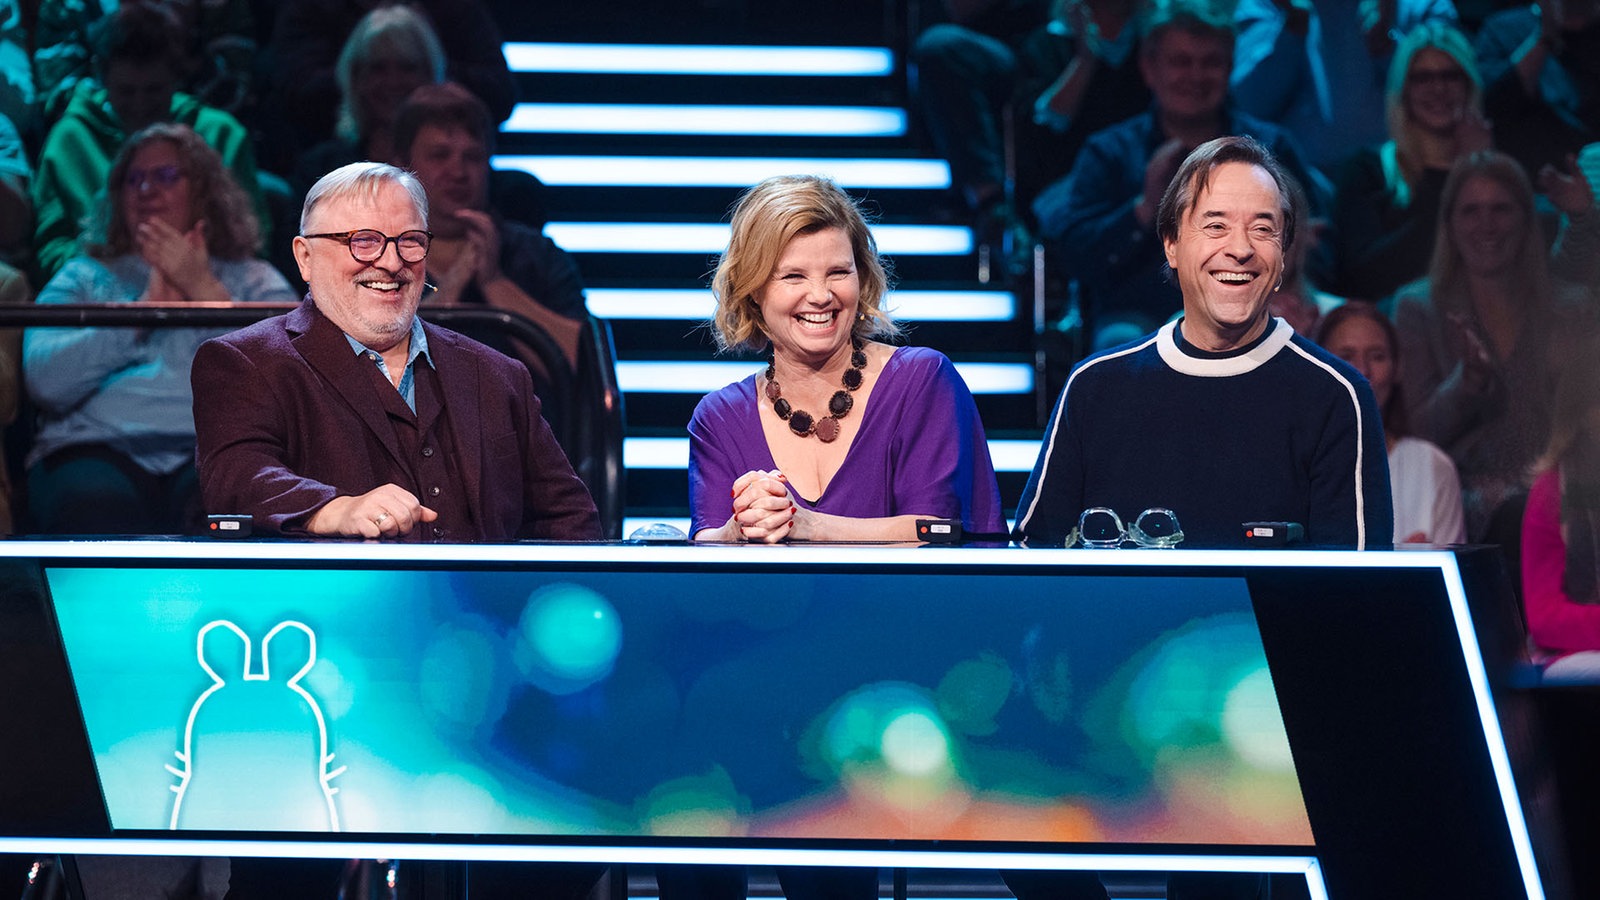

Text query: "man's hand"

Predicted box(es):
[454, 209, 505, 288]
[306, 483, 439, 538]
[1136, 139, 1187, 229]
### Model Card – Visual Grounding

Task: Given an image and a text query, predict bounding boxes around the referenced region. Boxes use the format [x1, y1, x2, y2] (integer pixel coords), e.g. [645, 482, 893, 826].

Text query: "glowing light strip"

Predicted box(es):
[613, 360, 1029, 394]
[584, 289, 1013, 321]
[622, 437, 1039, 472]
[492, 155, 949, 188]
[0, 837, 1321, 881]
[1439, 559, 1547, 899]
[502, 103, 907, 137]
[501, 43, 895, 76]
[546, 222, 971, 255]
[0, 540, 1462, 569]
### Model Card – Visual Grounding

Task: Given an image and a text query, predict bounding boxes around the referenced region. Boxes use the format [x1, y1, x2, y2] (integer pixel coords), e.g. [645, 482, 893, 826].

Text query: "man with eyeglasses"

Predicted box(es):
[189, 161, 601, 544]
[1014, 135, 1392, 555]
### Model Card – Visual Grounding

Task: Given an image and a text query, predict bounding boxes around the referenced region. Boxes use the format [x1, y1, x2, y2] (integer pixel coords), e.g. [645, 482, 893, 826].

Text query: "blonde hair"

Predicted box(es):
[1426, 151, 1550, 317]
[1383, 22, 1483, 207]
[335, 5, 446, 143]
[710, 175, 897, 353]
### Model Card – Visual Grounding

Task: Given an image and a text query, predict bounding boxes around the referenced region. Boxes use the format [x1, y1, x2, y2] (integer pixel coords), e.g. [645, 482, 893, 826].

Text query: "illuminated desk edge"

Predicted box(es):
[0, 540, 1462, 571]
[0, 837, 1325, 874]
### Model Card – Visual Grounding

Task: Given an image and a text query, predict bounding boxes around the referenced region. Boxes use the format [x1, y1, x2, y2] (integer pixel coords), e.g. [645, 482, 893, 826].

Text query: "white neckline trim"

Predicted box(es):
[1156, 317, 1293, 377]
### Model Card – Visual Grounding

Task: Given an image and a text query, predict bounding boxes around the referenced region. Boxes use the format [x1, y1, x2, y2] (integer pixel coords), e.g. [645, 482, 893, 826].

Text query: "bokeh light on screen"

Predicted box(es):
[814, 682, 960, 819]
[420, 619, 511, 734]
[1124, 614, 1273, 759]
[640, 766, 750, 836]
[1222, 668, 1295, 771]
[935, 652, 1011, 736]
[513, 584, 623, 694]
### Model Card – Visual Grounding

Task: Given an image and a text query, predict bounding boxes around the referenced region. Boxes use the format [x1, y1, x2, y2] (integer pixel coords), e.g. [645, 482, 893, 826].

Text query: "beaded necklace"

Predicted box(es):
[764, 339, 866, 442]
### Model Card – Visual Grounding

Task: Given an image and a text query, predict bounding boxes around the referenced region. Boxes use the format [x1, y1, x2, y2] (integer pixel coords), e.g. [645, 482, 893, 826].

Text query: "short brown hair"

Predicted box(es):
[1156, 135, 1300, 256]
[710, 175, 898, 353]
[394, 82, 495, 163]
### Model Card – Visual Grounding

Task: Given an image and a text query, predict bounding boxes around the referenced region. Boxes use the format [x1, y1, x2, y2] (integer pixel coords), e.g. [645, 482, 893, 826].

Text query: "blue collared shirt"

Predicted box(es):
[345, 317, 432, 412]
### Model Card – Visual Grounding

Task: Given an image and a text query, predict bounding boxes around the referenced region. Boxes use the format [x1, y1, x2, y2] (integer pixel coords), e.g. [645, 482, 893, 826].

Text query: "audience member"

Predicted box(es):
[290, 5, 444, 197]
[1393, 150, 1598, 551]
[1231, 0, 1458, 173]
[0, 0, 32, 153]
[391, 82, 584, 367]
[0, 257, 24, 536]
[1474, 0, 1600, 177]
[1017, 135, 1392, 551]
[23, 124, 294, 536]
[33, 0, 258, 128]
[1328, 21, 1489, 304]
[912, 0, 1047, 230]
[1318, 302, 1466, 544]
[1521, 340, 1600, 680]
[1014, 0, 1151, 216]
[1032, 1, 1326, 351]
[30, 2, 268, 283]
[190, 161, 600, 544]
[0, 106, 29, 535]
[1266, 175, 1344, 336]
[912, 0, 1152, 258]
[0, 108, 29, 269]
[265, 0, 513, 177]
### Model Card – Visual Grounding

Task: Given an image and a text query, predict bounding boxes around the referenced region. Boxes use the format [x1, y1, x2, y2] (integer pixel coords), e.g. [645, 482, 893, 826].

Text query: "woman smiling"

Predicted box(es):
[687, 175, 1003, 545]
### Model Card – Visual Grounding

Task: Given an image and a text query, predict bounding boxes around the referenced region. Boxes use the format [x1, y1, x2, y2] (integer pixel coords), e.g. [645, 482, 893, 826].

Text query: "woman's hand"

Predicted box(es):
[1538, 153, 1594, 217]
[135, 218, 226, 301]
[730, 469, 796, 542]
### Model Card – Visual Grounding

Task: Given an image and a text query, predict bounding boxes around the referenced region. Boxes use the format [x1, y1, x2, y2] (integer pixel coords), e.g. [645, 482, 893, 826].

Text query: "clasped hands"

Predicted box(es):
[306, 483, 438, 539]
[730, 469, 805, 543]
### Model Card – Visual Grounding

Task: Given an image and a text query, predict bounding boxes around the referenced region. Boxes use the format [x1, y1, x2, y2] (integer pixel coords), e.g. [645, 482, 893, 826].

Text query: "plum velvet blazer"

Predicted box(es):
[191, 298, 599, 541]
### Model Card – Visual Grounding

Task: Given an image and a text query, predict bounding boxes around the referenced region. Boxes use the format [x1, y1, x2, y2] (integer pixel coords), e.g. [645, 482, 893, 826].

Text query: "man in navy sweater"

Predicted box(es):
[1016, 134, 1392, 551]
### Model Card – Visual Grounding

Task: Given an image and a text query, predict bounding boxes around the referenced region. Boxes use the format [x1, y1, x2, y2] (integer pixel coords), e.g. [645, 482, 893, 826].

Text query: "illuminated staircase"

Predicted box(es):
[493, 30, 1044, 534]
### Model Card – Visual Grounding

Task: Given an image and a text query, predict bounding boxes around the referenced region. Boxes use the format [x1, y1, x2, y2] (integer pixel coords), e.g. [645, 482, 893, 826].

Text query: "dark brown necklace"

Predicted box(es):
[764, 339, 866, 442]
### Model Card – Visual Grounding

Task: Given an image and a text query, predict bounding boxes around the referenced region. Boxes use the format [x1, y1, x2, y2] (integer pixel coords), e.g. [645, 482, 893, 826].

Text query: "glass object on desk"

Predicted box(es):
[1067, 507, 1184, 548]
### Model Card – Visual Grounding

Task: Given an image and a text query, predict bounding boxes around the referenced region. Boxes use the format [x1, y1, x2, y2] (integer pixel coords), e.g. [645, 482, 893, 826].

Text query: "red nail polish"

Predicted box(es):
[731, 488, 737, 498]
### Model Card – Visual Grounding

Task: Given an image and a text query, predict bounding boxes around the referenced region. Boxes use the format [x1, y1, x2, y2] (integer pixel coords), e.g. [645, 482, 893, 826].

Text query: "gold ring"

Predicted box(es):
[374, 513, 390, 526]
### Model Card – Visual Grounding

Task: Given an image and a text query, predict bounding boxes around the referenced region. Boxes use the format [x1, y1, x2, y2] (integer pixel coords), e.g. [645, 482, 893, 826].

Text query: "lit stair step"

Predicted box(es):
[503, 43, 894, 77]
[502, 103, 907, 137]
[547, 222, 970, 255]
[494, 155, 949, 189]
[615, 360, 1031, 395]
[587, 289, 1015, 322]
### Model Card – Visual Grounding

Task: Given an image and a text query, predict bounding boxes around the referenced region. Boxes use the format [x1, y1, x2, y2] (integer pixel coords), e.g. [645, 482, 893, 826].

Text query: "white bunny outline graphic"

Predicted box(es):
[167, 620, 346, 830]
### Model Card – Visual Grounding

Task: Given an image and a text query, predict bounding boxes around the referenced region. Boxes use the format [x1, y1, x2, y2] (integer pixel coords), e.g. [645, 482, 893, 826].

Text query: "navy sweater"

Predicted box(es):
[1016, 318, 1393, 549]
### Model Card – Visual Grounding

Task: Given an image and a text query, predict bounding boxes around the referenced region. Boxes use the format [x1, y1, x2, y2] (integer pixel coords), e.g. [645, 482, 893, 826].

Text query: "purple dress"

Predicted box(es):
[688, 345, 1005, 538]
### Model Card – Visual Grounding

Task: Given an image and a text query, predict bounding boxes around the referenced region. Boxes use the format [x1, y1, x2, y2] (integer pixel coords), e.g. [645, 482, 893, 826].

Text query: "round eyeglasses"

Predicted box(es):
[1068, 507, 1184, 549]
[124, 164, 185, 192]
[303, 229, 432, 263]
